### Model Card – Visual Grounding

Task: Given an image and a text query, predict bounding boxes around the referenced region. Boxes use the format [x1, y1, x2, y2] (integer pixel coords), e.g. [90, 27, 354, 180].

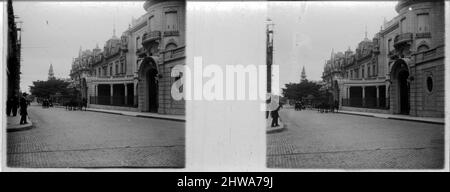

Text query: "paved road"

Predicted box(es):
[267, 108, 444, 169]
[7, 105, 185, 168]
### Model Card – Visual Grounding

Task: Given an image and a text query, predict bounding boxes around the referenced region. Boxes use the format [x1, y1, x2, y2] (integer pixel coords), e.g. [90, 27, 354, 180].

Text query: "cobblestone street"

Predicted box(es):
[267, 108, 444, 169]
[7, 105, 185, 168]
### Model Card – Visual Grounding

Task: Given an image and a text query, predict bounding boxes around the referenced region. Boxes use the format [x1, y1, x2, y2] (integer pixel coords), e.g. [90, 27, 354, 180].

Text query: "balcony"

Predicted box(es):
[373, 45, 380, 53]
[413, 45, 444, 64]
[163, 30, 179, 37]
[136, 47, 146, 57]
[394, 32, 413, 47]
[142, 31, 161, 45]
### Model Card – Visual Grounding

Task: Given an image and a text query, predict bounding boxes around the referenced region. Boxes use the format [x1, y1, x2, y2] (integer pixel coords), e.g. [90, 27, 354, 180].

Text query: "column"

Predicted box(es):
[347, 86, 350, 106]
[362, 86, 365, 107]
[124, 83, 128, 105]
[110, 84, 114, 105]
[385, 83, 389, 108]
[95, 84, 98, 104]
[376, 85, 380, 107]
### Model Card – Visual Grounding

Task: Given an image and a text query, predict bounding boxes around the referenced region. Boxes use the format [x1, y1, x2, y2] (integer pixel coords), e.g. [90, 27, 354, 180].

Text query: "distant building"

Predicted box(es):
[70, 0, 185, 115]
[322, 0, 444, 117]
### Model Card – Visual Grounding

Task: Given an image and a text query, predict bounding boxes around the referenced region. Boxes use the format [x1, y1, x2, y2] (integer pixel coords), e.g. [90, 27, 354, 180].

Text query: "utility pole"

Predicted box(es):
[266, 18, 274, 94]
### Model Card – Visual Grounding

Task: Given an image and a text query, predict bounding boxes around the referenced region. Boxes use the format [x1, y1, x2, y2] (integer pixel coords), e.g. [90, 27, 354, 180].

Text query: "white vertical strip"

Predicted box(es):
[186, 2, 267, 171]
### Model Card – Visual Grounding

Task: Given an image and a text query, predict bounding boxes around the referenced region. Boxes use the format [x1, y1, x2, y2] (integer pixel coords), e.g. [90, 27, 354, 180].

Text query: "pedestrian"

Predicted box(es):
[19, 93, 28, 125]
[12, 95, 19, 116]
[270, 104, 282, 127]
[82, 98, 87, 111]
[334, 100, 339, 113]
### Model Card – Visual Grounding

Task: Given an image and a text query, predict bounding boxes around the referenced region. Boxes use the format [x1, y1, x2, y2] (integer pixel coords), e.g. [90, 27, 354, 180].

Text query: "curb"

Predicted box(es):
[337, 111, 444, 125]
[85, 109, 186, 122]
[266, 123, 286, 134]
[7, 117, 34, 132]
[135, 115, 185, 122]
[386, 117, 444, 125]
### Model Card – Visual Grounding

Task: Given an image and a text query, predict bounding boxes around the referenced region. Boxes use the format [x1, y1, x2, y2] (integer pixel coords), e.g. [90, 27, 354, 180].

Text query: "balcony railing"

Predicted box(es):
[413, 45, 445, 64]
[163, 30, 180, 37]
[142, 31, 161, 44]
[90, 96, 137, 107]
[163, 46, 185, 61]
[394, 32, 413, 46]
[416, 32, 431, 39]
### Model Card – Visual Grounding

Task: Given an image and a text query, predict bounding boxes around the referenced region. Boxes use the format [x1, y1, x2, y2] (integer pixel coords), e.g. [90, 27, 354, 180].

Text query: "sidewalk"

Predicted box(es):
[84, 107, 185, 122]
[338, 110, 445, 125]
[6, 115, 33, 132]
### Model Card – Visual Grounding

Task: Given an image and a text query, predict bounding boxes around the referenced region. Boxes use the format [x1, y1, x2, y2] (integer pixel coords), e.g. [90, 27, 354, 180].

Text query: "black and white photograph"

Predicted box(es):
[5, 0, 185, 168]
[3, 0, 448, 174]
[266, 0, 445, 169]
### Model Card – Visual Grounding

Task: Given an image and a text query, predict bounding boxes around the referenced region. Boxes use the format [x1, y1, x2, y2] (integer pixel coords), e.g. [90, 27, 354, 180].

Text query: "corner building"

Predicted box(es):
[70, 0, 185, 115]
[322, 0, 444, 117]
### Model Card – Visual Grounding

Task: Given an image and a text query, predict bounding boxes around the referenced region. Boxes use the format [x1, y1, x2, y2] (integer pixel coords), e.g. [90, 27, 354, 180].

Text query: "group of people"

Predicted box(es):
[317, 100, 339, 113]
[64, 98, 87, 111]
[6, 93, 30, 125]
[41, 98, 53, 108]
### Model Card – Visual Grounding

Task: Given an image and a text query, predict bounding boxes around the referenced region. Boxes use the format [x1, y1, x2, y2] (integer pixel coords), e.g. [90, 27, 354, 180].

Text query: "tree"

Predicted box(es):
[29, 79, 72, 99]
[282, 80, 322, 101]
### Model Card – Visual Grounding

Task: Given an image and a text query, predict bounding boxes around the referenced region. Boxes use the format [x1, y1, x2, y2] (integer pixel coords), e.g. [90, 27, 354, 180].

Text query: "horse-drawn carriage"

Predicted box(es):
[61, 95, 87, 111]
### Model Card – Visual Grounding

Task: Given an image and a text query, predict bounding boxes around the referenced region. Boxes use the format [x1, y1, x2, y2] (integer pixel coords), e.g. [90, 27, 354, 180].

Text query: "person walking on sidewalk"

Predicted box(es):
[19, 93, 28, 125]
[270, 104, 282, 127]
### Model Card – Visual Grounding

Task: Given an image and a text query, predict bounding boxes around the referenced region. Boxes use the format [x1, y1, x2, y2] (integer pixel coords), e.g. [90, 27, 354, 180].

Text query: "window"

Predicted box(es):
[165, 11, 178, 31]
[368, 66, 371, 77]
[373, 65, 376, 76]
[426, 76, 433, 92]
[115, 64, 118, 75]
[136, 36, 140, 49]
[98, 68, 101, 77]
[361, 67, 364, 78]
[417, 13, 430, 33]
[121, 62, 124, 74]
[400, 18, 407, 33]
[109, 66, 112, 76]
[148, 16, 154, 31]
[102, 66, 107, 77]
[387, 39, 392, 53]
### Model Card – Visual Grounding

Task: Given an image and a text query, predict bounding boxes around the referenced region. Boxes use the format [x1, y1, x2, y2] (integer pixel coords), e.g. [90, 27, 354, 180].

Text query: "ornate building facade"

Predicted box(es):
[322, 0, 444, 117]
[70, 0, 185, 115]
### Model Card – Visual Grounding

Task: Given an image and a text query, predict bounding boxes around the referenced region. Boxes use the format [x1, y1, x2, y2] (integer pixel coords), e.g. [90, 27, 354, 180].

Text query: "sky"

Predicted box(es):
[268, 1, 398, 87]
[13, 1, 146, 92]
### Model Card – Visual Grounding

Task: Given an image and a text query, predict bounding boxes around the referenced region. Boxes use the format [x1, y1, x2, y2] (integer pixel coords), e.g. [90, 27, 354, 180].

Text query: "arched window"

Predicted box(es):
[417, 44, 429, 52]
[165, 43, 177, 50]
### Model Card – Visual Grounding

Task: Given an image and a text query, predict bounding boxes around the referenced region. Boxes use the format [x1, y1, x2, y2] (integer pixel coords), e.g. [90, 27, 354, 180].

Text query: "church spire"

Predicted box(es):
[301, 66, 307, 82]
[364, 25, 369, 40]
[113, 24, 116, 37]
[48, 63, 55, 80]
